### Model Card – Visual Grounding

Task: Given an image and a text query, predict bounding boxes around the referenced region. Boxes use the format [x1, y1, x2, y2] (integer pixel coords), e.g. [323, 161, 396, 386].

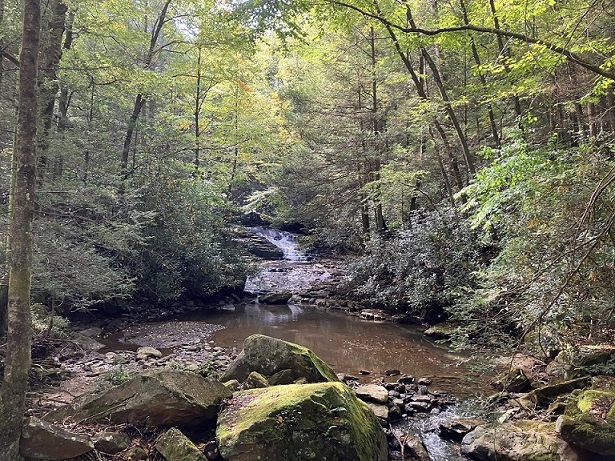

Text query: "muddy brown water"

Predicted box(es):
[104, 302, 490, 399]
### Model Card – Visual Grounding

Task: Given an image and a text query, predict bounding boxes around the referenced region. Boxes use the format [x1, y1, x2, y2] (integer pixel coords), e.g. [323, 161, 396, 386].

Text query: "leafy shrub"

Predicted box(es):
[344, 207, 488, 321]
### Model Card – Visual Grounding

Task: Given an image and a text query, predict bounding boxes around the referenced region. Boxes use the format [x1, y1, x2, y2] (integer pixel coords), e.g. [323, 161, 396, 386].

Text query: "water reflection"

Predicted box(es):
[200, 303, 486, 398]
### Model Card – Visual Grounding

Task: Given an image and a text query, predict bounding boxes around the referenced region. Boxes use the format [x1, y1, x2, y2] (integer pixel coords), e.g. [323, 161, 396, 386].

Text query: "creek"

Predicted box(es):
[101, 227, 490, 460]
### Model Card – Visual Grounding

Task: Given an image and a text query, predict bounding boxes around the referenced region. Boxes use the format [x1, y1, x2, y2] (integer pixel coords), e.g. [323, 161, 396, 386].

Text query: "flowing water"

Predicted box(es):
[106, 227, 490, 459]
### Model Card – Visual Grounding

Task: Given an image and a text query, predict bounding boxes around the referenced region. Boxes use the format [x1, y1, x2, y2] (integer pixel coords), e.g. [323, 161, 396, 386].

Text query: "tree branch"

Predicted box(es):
[327, 0, 615, 81]
[1, 50, 19, 66]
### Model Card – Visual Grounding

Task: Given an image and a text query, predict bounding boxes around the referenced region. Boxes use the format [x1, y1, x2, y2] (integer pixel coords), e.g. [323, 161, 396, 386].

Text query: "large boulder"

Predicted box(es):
[219, 334, 339, 384]
[20, 417, 94, 460]
[45, 370, 232, 428]
[461, 420, 591, 461]
[558, 388, 615, 456]
[259, 291, 293, 304]
[216, 382, 388, 461]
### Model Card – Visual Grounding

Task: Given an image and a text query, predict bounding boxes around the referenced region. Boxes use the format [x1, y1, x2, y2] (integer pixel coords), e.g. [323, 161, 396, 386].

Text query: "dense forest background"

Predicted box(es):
[1, 0, 615, 356]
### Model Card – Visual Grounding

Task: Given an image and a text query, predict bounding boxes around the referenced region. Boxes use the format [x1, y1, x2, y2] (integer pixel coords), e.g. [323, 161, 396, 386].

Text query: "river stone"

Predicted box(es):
[20, 417, 94, 460]
[216, 382, 388, 461]
[91, 431, 132, 454]
[219, 334, 339, 384]
[242, 371, 269, 389]
[136, 346, 163, 360]
[558, 389, 615, 456]
[365, 402, 389, 420]
[355, 384, 389, 404]
[259, 291, 293, 304]
[156, 427, 208, 461]
[44, 370, 232, 428]
[461, 420, 591, 461]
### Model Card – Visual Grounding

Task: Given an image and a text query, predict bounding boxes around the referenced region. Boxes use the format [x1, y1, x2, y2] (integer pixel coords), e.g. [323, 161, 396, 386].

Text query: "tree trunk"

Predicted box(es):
[37, 0, 68, 185]
[378, 8, 464, 192]
[459, 0, 500, 147]
[120, 0, 172, 182]
[0, 1, 40, 459]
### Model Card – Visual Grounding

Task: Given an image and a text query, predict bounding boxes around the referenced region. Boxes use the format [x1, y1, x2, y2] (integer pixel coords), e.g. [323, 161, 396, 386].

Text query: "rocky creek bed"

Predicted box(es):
[20, 228, 615, 460]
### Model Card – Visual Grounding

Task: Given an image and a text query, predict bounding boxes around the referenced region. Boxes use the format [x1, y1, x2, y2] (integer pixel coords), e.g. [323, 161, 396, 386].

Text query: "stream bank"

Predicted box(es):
[26, 227, 615, 460]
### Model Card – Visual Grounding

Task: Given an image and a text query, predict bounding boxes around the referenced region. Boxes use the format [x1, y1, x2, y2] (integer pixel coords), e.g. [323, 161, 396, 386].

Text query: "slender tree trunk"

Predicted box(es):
[0, 1, 40, 459]
[37, 0, 68, 185]
[489, 0, 522, 118]
[369, 27, 386, 233]
[405, 6, 476, 177]
[378, 5, 464, 192]
[194, 46, 202, 171]
[120, 0, 172, 182]
[459, 0, 500, 147]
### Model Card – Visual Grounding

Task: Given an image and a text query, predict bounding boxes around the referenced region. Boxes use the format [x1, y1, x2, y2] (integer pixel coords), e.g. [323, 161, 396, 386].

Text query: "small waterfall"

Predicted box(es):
[250, 226, 308, 262]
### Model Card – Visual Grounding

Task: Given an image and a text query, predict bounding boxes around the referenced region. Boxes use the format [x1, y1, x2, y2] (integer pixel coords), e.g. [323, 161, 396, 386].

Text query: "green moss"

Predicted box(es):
[576, 390, 613, 414]
[217, 383, 387, 461]
[284, 341, 340, 383]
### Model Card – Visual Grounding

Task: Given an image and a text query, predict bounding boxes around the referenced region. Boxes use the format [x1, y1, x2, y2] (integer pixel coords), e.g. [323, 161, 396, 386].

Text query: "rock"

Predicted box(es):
[242, 371, 269, 389]
[403, 433, 431, 461]
[123, 446, 148, 460]
[461, 420, 591, 461]
[45, 370, 232, 428]
[355, 384, 389, 404]
[223, 379, 241, 391]
[219, 334, 339, 384]
[259, 291, 293, 304]
[491, 368, 532, 393]
[365, 402, 389, 420]
[136, 346, 163, 360]
[398, 374, 415, 384]
[439, 417, 485, 440]
[547, 345, 615, 380]
[417, 377, 431, 385]
[558, 389, 615, 456]
[216, 383, 388, 461]
[156, 427, 208, 461]
[384, 369, 401, 376]
[79, 327, 103, 338]
[20, 417, 94, 460]
[92, 431, 132, 454]
[269, 368, 296, 385]
[527, 377, 591, 407]
[423, 322, 459, 340]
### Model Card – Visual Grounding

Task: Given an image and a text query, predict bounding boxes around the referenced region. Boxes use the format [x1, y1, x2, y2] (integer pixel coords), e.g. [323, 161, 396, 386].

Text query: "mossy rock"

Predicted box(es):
[559, 388, 615, 456]
[461, 420, 590, 461]
[155, 427, 208, 461]
[219, 334, 339, 384]
[528, 377, 590, 407]
[216, 382, 388, 461]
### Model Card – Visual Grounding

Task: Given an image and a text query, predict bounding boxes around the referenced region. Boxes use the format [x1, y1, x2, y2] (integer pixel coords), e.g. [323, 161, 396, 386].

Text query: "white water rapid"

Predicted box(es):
[250, 226, 309, 262]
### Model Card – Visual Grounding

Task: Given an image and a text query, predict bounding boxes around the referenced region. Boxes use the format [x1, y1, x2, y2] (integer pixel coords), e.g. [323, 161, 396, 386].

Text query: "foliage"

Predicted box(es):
[455, 139, 615, 352]
[344, 207, 488, 318]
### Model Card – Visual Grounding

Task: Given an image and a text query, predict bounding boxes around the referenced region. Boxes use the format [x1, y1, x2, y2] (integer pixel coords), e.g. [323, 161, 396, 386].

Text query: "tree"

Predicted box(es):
[0, 0, 40, 458]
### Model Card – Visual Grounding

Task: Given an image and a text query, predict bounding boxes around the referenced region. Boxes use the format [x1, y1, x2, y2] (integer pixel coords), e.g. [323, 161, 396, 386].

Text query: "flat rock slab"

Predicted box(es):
[45, 370, 232, 428]
[355, 384, 389, 404]
[20, 417, 93, 460]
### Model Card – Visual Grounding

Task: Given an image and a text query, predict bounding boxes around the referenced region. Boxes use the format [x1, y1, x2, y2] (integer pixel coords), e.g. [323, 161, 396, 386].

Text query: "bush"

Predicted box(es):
[344, 207, 488, 321]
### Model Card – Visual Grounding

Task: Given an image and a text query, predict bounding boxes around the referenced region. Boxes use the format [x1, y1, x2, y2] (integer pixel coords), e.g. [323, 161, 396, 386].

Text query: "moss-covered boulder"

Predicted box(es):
[216, 382, 388, 461]
[559, 388, 615, 456]
[219, 334, 339, 384]
[526, 377, 590, 407]
[45, 370, 232, 428]
[461, 420, 591, 461]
